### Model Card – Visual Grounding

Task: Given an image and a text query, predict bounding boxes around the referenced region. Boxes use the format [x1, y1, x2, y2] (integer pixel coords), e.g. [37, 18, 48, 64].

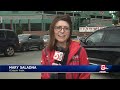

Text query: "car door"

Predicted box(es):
[29, 35, 39, 48]
[0, 31, 6, 52]
[6, 31, 18, 46]
[33, 35, 40, 47]
[102, 30, 120, 64]
[27, 35, 34, 48]
[82, 30, 107, 65]
[7, 31, 19, 49]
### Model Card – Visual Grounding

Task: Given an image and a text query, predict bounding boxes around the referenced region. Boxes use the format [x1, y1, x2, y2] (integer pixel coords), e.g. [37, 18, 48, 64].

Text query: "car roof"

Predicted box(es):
[100, 26, 120, 31]
[18, 34, 41, 37]
[0, 29, 14, 32]
[43, 35, 50, 37]
[18, 34, 31, 36]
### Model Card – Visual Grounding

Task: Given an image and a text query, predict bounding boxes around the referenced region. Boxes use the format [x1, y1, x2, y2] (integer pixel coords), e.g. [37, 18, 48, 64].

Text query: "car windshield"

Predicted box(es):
[43, 35, 50, 40]
[18, 34, 29, 40]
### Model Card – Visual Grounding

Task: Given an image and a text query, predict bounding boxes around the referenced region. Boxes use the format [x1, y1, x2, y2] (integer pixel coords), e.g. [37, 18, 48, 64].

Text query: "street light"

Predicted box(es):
[109, 11, 117, 14]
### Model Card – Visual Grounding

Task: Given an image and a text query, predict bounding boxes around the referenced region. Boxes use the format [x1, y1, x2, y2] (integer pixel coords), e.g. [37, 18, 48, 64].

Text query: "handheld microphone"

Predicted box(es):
[52, 47, 64, 65]
[51, 47, 65, 79]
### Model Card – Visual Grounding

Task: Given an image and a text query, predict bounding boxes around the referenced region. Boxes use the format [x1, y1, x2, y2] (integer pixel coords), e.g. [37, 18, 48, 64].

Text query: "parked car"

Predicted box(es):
[71, 35, 80, 42]
[0, 29, 19, 56]
[80, 26, 120, 65]
[42, 35, 50, 47]
[18, 34, 44, 51]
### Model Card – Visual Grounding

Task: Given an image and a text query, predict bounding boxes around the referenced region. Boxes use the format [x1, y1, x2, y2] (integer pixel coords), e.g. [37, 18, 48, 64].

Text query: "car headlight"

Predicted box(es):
[44, 39, 47, 42]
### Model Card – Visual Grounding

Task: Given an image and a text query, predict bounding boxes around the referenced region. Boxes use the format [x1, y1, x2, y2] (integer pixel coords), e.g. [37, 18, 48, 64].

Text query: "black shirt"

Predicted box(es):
[50, 46, 69, 79]
[58, 48, 69, 79]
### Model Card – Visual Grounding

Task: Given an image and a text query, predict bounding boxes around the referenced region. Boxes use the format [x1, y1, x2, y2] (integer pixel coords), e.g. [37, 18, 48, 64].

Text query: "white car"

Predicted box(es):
[43, 35, 50, 47]
[71, 35, 80, 42]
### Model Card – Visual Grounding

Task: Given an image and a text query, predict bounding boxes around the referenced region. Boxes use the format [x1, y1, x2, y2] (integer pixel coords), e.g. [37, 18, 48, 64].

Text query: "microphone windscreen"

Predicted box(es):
[53, 51, 64, 61]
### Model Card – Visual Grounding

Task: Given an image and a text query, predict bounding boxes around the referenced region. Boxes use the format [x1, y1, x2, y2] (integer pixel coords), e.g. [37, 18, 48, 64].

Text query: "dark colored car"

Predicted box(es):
[18, 34, 44, 51]
[0, 29, 19, 56]
[80, 26, 120, 65]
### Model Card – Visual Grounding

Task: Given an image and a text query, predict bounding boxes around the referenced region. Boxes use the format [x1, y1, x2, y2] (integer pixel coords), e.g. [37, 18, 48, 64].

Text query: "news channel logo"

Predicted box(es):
[53, 51, 64, 61]
[99, 65, 109, 73]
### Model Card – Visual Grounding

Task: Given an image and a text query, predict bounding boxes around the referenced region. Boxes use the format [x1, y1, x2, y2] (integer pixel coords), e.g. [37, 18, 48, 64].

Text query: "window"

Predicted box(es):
[7, 31, 16, 39]
[0, 24, 2, 29]
[0, 31, 5, 39]
[12, 11, 19, 13]
[107, 30, 120, 43]
[80, 18, 90, 26]
[86, 30, 104, 44]
[22, 24, 28, 31]
[96, 16, 102, 19]
[30, 35, 40, 39]
[90, 15, 95, 18]
[44, 11, 56, 14]
[5, 24, 11, 29]
[45, 23, 50, 31]
[31, 23, 41, 31]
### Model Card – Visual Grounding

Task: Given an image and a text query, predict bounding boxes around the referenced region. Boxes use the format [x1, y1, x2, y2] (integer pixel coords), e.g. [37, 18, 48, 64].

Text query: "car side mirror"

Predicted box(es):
[86, 40, 94, 45]
[28, 38, 32, 40]
[80, 37, 86, 43]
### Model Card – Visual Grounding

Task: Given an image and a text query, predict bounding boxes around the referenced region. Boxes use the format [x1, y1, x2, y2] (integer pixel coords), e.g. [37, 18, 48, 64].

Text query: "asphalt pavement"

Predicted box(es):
[0, 50, 119, 79]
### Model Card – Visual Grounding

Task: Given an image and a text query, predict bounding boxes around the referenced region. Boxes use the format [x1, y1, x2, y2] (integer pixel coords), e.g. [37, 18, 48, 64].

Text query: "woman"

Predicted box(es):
[41, 14, 90, 79]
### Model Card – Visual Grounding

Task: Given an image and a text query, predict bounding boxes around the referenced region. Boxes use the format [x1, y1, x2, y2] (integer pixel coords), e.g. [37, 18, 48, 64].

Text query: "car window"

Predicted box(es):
[18, 34, 29, 40]
[43, 35, 49, 39]
[0, 31, 5, 39]
[106, 30, 120, 43]
[86, 30, 104, 44]
[43, 35, 49, 40]
[7, 31, 16, 39]
[30, 35, 40, 39]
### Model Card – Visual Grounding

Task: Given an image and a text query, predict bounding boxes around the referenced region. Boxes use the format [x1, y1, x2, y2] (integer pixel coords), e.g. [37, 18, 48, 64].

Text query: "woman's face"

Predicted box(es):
[54, 20, 70, 43]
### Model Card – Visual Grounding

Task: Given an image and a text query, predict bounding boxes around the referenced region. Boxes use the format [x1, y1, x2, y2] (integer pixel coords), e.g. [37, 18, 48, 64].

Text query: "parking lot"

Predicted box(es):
[0, 50, 120, 79]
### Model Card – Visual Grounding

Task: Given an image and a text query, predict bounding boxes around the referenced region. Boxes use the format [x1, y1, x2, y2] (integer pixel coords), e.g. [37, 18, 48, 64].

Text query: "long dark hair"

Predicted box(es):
[48, 14, 72, 51]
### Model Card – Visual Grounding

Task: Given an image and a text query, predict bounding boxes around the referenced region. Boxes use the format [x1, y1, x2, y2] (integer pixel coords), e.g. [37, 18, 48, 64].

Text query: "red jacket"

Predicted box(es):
[41, 40, 90, 79]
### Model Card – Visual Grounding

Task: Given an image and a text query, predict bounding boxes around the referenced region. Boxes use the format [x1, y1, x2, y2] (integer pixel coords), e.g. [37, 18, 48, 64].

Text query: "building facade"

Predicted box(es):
[0, 11, 113, 36]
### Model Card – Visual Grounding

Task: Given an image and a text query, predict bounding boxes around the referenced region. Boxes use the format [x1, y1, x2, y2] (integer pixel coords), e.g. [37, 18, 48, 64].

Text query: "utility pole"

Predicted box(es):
[41, 11, 44, 31]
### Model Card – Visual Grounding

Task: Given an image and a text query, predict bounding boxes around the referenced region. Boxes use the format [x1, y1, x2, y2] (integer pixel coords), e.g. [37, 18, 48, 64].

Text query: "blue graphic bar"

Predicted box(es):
[0, 65, 119, 72]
